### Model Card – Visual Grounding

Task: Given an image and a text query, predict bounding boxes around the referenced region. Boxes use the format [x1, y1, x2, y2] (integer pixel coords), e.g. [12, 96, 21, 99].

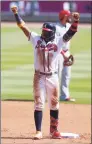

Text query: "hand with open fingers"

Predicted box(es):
[72, 12, 80, 21]
[63, 55, 74, 66]
[11, 5, 18, 14]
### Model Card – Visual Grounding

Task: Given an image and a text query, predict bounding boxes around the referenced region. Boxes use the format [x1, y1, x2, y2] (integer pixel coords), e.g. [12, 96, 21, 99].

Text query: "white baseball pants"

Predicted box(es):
[33, 72, 60, 111]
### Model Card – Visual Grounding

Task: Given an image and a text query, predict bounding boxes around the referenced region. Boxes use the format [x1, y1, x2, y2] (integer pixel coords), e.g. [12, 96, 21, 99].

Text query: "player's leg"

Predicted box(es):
[60, 65, 71, 100]
[46, 74, 62, 139]
[59, 52, 75, 101]
[58, 54, 64, 83]
[33, 73, 46, 139]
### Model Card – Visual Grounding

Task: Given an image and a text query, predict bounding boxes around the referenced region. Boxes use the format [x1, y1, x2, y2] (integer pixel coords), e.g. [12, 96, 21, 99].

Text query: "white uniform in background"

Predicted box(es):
[28, 32, 65, 110]
[56, 23, 71, 100]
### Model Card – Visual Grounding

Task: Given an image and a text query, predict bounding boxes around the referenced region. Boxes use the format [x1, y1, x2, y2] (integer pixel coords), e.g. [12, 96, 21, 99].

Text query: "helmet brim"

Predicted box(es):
[42, 28, 52, 31]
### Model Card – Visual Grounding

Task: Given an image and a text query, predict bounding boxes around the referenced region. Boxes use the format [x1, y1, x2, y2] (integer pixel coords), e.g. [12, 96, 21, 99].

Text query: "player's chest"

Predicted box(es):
[35, 40, 58, 54]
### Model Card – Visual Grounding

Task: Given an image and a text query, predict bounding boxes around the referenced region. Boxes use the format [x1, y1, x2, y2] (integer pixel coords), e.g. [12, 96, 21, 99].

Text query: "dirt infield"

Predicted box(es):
[1, 101, 91, 144]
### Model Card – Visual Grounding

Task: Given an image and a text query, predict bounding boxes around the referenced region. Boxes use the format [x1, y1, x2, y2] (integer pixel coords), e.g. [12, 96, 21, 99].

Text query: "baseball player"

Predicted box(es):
[56, 10, 75, 101]
[11, 5, 79, 139]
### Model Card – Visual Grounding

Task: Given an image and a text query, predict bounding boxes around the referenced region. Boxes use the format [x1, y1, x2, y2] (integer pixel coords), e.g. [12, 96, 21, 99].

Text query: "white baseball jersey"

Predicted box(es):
[56, 23, 71, 51]
[56, 23, 72, 100]
[29, 32, 65, 73]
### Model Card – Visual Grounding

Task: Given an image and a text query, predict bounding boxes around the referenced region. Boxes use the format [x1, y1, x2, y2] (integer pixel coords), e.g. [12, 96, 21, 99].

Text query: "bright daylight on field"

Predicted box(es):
[1, 1, 91, 144]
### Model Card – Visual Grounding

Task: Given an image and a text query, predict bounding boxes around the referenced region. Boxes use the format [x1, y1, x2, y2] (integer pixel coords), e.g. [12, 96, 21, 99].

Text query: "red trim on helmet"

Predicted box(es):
[42, 28, 52, 31]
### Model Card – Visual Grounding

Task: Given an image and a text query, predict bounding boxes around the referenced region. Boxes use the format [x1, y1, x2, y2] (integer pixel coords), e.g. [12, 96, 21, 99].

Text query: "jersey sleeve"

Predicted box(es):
[28, 32, 38, 45]
[63, 21, 78, 42]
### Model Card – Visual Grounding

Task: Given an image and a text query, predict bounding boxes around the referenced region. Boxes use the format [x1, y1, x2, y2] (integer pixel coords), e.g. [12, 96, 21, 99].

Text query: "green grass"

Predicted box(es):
[2, 93, 34, 101]
[69, 78, 91, 104]
[70, 78, 91, 92]
[1, 25, 91, 104]
[70, 28, 91, 53]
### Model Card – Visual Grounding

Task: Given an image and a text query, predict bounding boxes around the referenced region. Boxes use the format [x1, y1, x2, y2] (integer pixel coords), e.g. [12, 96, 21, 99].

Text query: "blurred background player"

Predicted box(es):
[18, 1, 40, 16]
[56, 10, 75, 101]
[10, 1, 40, 16]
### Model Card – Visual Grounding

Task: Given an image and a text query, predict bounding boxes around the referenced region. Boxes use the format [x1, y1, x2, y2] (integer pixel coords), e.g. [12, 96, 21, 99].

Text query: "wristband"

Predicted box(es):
[14, 13, 25, 27]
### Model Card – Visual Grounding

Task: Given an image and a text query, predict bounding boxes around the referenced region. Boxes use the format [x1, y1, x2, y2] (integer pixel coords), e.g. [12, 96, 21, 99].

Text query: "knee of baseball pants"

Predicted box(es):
[33, 75, 46, 111]
[34, 94, 46, 111]
[49, 98, 59, 110]
[48, 87, 60, 110]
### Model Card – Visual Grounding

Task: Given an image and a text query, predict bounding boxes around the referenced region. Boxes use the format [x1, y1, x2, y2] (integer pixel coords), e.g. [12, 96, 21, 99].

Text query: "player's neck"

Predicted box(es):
[40, 36, 54, 44]
[60, 20, 66, 27]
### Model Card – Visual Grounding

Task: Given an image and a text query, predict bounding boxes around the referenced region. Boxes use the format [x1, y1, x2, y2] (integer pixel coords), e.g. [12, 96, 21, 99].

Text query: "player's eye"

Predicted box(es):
[42, 30, 49, 38]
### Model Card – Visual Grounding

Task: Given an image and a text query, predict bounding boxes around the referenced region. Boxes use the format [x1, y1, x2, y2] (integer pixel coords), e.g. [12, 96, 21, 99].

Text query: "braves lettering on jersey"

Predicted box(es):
[29, 32, 65, 73]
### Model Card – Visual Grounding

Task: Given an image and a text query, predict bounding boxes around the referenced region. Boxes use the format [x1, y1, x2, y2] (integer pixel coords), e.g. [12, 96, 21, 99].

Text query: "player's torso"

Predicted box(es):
[34, 39, 59, 72]
[30, 32, 63, 72]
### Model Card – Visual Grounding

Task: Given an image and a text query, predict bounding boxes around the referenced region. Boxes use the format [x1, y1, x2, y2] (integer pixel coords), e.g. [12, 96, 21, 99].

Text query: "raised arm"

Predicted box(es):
[63, 12, 80, 42]
[11, 5, 30, 38]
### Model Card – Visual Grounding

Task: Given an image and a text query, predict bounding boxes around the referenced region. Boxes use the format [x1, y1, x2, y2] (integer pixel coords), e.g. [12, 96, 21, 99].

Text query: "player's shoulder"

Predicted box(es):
[55, 23, 62, 36]
[56, 22, 71, 29]
[31, 31, 39, 37]
[31, 31, 40, 39]
[55, 23, 65, 37]
[29, 31, 40, 42]
[55, 23, 63, 30]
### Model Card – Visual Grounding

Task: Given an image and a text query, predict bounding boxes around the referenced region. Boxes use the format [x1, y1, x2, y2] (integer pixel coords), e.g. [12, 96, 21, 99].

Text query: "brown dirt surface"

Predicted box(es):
[1, 101, 91, 144]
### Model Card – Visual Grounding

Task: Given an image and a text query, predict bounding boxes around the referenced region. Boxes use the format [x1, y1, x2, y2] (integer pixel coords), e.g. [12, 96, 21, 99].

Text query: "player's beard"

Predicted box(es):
[41, 31, 55, 43]
[41, 35, 55, 43]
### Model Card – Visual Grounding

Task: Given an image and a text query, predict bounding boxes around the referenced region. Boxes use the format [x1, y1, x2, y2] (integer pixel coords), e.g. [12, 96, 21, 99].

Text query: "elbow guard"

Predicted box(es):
[14, 13, 25, 28]
[63, 21, 78, 42]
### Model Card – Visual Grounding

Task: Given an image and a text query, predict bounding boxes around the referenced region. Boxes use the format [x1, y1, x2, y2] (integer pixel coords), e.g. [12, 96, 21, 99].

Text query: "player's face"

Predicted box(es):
[41, 30, 53, 42]
[42, 30, 49, 39]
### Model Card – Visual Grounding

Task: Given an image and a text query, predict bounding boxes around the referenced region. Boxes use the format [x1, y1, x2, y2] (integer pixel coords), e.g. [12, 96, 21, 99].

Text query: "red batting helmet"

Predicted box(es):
[59, 10, 71, 20]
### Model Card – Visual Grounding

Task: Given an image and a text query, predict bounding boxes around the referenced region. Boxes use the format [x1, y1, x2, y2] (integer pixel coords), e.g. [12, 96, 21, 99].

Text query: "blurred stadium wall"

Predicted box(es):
[1, 1, 91, 23]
